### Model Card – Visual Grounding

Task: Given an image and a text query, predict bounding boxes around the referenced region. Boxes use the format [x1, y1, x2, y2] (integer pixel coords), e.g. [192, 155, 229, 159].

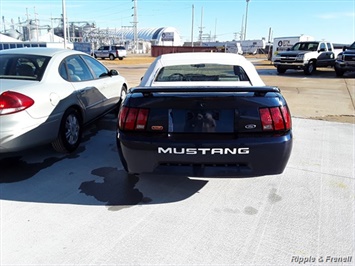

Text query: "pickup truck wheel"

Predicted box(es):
[335, 67, 345, 77]
[109, 54, 115, 60]
[304, 61, 316, 75]
[276, 66, 286, 74]
[52, 108, 82, 153]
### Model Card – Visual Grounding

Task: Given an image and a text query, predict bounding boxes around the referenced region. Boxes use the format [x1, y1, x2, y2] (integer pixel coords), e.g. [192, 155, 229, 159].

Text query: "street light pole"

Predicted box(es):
[244, 0, 250, 41]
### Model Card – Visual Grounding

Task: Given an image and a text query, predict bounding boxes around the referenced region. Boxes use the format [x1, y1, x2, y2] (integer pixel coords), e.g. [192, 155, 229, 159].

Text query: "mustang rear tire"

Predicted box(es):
[52, 108, 83, 153]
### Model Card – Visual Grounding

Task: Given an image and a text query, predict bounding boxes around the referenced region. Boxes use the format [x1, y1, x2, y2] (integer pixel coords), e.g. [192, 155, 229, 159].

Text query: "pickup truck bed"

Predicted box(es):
[116, 86, 293, 177]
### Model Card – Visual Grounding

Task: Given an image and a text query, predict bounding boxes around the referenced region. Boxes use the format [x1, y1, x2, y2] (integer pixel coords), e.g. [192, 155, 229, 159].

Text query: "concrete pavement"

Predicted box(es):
[0, 117, 353, 265]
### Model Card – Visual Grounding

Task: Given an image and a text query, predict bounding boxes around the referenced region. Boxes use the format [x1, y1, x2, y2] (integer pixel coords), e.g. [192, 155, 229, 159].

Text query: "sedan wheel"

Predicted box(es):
[113, 85, 128, 115]
[120, 85, 127, 102]
[52, 108, 82, 153]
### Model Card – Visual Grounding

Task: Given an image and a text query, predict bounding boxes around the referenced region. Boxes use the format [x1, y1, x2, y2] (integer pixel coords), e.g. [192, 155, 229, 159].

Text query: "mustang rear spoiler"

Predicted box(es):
[130, 86, 281, 97]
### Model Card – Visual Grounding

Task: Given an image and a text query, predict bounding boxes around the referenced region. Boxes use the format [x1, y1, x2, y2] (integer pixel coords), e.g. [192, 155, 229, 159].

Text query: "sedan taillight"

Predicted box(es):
[0, 91, 34, 115]
[118, 106, 149, 131]
[259, 106, 292, 131]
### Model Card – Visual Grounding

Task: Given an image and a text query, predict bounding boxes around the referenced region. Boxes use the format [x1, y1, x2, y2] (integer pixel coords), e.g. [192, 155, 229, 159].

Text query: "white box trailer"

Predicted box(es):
[271, 35, 314, 61]
[240, 39, 267, 54]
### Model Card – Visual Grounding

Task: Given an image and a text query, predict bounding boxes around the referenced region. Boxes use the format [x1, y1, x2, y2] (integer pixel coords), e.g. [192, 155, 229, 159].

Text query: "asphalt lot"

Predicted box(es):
[0, 56, 354, 265]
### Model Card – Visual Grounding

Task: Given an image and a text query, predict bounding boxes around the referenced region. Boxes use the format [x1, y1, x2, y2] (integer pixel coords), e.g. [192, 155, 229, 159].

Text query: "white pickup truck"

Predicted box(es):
[272, 41, 341, 75]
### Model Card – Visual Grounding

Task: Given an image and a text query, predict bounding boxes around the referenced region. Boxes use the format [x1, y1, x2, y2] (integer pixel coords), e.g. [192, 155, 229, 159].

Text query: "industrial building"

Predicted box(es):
[0, 22, 183, 54]
[85, 26, 183, 53]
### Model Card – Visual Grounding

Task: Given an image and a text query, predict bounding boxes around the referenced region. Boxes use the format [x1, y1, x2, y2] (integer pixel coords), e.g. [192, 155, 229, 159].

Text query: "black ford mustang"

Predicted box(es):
[116, 53, 293, 177]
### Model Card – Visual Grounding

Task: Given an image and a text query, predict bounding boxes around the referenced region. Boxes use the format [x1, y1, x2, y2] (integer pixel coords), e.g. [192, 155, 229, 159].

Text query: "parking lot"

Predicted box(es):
[0, 56, 354, 265]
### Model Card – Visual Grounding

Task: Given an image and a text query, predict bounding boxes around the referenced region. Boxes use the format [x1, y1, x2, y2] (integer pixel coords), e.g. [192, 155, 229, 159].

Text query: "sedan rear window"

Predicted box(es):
[0, 54, 50, 81]
[155, 64, 250, 82]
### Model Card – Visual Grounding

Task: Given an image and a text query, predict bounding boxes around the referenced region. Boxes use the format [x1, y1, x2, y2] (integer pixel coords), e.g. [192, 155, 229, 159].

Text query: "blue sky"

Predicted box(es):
[0, 0, 354, 44]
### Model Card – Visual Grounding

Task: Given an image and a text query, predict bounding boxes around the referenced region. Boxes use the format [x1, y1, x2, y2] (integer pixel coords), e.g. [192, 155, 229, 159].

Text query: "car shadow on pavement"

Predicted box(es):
[78, 167, 208, 211]
[0, 158, 208, 209]
[0, 113, 207, 209]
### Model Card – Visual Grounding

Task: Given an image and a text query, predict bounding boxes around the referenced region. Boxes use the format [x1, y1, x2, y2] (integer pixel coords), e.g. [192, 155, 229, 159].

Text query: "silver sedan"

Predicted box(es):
[0, 47, 127, 154]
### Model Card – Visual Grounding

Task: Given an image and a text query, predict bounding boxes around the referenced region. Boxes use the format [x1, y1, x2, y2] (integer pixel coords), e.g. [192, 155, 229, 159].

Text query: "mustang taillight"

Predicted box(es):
[259, 106, 291, 131]
[280, 106, 292, 130]
[119, 106, 149, 131]
[0, 91, 34, 115]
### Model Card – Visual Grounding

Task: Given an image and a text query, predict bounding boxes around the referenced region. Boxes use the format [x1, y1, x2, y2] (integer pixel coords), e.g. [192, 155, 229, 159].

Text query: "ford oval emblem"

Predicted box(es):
[245, 124, 256, 129]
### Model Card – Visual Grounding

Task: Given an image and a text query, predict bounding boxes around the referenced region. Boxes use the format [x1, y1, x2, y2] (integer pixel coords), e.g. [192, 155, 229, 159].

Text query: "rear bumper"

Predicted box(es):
[117, 132, 293, 177]
[0, 113, 59, 153]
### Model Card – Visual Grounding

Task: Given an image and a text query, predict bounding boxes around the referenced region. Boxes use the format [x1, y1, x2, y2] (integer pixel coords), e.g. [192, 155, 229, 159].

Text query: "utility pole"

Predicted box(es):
[26, 8, 31, 41]
[34, 6, 39, 41]
[244, 0, 250, 40]
[2, 16, 6, 32]
[62, 0, 67, 48]
[132, 0, 138, 53]
[268, 27, 273, 43]
[240, 15, 244, 41]
[198, 6, 204, 45]
[214, 18, 217, 41]
[191, 4, 194, 47]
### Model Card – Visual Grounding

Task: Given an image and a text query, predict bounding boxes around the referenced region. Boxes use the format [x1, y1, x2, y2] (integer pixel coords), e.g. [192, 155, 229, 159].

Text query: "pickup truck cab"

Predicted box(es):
[334, 41, 355, 76]
[273, 41, 339, 75]
[93, 45, 127, 60]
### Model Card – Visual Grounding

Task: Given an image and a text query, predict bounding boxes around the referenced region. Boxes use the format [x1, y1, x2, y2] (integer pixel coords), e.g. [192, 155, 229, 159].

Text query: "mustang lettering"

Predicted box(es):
[158, 147, 250, 155]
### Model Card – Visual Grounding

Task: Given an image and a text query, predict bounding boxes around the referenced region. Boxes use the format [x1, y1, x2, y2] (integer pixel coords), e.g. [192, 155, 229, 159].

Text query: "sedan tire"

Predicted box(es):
[52, 107, 83, 153]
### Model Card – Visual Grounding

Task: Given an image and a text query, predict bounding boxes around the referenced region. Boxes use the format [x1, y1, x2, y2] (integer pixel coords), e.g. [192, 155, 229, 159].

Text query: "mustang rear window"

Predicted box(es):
[155, 64, 250, 82]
